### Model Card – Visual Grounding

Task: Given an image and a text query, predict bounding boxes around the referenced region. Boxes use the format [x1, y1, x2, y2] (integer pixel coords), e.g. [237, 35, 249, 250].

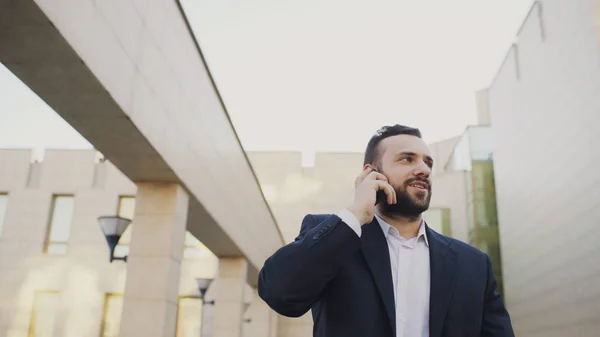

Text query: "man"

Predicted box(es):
[258, 125, 514, 337]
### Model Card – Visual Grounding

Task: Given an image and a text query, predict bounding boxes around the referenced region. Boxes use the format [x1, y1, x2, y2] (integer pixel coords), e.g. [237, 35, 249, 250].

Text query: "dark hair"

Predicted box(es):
[363, 124, 422, 166]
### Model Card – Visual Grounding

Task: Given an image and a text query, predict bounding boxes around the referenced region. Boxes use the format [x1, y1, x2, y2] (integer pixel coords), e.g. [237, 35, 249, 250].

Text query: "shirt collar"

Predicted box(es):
[374, 214, 429, 246]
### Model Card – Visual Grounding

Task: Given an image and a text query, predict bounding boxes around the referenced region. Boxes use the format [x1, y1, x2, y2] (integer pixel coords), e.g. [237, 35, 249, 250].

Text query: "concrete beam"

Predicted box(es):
[0, 0, 283, 272]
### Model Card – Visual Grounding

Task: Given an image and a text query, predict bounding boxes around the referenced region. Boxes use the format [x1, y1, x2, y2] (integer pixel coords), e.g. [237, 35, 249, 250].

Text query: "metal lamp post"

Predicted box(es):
[98, 216, 131, 263]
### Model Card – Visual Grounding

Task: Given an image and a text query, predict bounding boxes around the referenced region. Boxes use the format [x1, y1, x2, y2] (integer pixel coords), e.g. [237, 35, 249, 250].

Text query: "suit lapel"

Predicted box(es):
[427, 226, 457, 337]
[360, 220, 395, 333]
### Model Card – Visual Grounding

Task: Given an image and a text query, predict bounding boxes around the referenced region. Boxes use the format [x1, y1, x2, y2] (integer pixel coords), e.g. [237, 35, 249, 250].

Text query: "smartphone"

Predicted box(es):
[375, 190, 387, 205]
[372, 168, 388, 205]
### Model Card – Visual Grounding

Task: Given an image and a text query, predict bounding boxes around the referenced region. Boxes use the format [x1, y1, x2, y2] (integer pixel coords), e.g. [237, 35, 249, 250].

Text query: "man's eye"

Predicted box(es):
[399, 157, 411, 162]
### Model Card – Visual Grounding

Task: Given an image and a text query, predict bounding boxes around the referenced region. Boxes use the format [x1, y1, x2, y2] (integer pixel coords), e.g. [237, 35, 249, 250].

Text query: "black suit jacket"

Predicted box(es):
[258, 213, 515, 337]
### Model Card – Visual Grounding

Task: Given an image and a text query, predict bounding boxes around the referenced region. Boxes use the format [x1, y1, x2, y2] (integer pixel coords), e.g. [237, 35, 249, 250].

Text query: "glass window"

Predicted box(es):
[0, 193, 8, 236]
[45, 196, 74, 255]
[471, 161, 498, 228]
[100, 294, 203, 337]
[478, 240, 489, 255]
[114, 196, 135, 258]
[423, 208, 452, 237]
[100, 294, 123, 337]
[28, 291, 59, 337]
[176, 297, 203, 337]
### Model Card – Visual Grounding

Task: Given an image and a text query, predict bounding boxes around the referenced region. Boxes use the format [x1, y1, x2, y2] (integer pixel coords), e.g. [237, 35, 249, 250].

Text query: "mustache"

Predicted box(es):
[405, 178, 431, 189]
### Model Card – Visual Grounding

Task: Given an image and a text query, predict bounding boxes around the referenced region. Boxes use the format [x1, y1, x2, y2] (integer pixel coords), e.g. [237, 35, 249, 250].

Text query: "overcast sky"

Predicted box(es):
[0, 0, 532, 153]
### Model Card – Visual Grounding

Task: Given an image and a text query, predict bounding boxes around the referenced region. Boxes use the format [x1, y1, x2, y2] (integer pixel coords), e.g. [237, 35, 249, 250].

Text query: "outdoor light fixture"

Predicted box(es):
[98, 216, 131, 263]
[196, 278, 215, 305]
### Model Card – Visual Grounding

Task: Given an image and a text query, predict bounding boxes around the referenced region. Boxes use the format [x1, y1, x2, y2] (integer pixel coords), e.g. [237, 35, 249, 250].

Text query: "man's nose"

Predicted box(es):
[413, 160, 431, 177]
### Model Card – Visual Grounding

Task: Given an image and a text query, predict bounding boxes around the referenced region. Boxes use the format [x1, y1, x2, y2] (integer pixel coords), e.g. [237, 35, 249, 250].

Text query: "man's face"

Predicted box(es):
[372, 134, 433, 217]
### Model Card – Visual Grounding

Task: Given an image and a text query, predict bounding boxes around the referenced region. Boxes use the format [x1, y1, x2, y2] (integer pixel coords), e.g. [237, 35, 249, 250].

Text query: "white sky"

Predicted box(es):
[0, 0, 532, 153]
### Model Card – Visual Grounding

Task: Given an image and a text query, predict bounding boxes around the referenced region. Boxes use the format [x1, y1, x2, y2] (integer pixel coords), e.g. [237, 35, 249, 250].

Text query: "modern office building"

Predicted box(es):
[0, 150, 223, 337]
[0, 116, 506, 337]
[426, 123, 504, 294]
[484, 0, 600, 335]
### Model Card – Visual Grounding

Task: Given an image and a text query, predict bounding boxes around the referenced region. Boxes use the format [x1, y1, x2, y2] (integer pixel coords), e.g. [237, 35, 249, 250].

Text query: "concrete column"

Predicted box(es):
[119, 183, 189, 337]
[243, 288, 278, 337]
[212, 258, 249, 337]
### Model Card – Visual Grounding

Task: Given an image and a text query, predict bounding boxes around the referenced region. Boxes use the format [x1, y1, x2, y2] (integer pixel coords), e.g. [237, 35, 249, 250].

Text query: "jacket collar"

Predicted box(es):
[374, 214, 429, 246]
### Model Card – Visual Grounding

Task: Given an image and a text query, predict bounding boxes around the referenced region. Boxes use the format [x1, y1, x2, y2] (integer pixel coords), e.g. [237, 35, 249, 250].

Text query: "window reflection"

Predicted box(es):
[176, 297, 203, 337]
[45, 195, 74, 255]
[28, 291, 59, 337]
[100, 293, 123, 337]
[423, 208, 451, 236]
[470, 161, 503, 294]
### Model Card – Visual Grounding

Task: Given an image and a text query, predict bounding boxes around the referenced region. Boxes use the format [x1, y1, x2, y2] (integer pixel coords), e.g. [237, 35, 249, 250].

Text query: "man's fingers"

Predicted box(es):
[386, 183, 396, 205]
[356, 168, 389, 187]
[357, 169, 394, 204]
[366, 171, 388, 181]
[355, 167, 373, 186]
[374, 181, 396, 204]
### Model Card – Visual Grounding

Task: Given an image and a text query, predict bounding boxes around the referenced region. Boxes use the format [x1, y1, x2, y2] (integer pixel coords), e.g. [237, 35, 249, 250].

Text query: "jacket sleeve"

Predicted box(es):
[481, 255, 515, 337]
[257, 213, 361, 317]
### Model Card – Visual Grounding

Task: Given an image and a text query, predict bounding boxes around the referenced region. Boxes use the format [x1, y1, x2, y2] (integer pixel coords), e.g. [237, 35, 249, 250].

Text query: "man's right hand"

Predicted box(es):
[347, 167, 397, 225]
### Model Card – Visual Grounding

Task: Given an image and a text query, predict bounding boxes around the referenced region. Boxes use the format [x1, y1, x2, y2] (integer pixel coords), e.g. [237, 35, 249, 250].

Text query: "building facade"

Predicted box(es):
[0, 129, 505, 336]
[0, 149, 220, 337]
[434, 125, 504, 294]
[485, 0, 600, 335]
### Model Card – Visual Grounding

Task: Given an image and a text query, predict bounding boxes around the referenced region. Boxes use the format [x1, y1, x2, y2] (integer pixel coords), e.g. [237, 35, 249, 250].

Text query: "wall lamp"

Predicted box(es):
[196, 278, 215, 305]
[98, 216, 131, 263]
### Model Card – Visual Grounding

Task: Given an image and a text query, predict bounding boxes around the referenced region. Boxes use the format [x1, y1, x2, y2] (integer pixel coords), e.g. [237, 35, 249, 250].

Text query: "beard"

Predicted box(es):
[379, 178, 432, 218]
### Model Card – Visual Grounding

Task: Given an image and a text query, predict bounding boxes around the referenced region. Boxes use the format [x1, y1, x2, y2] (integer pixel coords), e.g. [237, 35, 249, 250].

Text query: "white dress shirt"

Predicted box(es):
[338, 209, 430, 337]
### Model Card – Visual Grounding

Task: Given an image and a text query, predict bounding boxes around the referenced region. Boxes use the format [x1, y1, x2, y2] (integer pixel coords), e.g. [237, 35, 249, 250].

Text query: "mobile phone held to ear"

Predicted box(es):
[372, 168, 387, 205]
[375, 190, 386, 205]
